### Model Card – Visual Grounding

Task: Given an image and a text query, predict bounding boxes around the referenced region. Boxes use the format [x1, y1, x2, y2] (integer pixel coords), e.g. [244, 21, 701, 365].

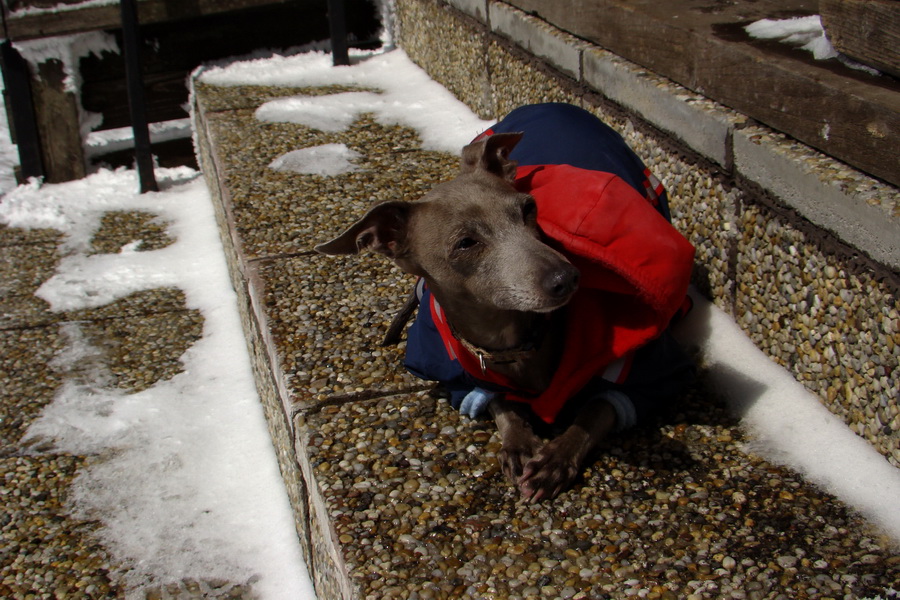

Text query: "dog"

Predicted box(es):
[316, 103, 695, 501]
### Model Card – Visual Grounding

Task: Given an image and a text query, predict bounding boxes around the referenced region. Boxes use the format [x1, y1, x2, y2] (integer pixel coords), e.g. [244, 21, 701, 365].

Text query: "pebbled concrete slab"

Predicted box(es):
[0, 215, 255, 598]
[395, 1, 496, 119]
[398, 0, 900, 470]
[0, 240, 59, 329]
[296, 384, 899, 599]
[193, 67, 900, 600]
[253, 253, 420, 412]
[0, 325, 66, 456]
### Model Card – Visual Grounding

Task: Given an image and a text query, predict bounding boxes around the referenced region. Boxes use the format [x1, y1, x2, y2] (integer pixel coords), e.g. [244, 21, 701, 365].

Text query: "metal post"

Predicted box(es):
[120, 0, 158, 193]
[327, 0, 350, 66]
[0, 40, 45, 182]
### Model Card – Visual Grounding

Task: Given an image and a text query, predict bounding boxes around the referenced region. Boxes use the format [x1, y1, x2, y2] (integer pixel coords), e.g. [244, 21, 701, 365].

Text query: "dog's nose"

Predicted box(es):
[543, 264, 580, 300]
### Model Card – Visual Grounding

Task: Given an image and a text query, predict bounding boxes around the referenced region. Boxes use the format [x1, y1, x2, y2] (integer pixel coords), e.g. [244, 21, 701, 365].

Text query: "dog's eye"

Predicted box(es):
[455, 237, 478, 251]
[522, 199, 537, 223]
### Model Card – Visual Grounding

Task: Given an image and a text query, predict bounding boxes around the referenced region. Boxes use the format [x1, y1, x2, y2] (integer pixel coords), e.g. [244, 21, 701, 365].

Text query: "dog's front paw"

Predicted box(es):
[497, 432, 543, 485]
[517, 438, 583, 502]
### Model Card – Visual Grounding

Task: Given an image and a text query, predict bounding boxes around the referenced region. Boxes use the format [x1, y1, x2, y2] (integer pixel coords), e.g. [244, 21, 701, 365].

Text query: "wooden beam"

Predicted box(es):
[821, 0, 900, 78]
[30, 58, 85, 183]
[4, 0, 304, 41]
[504, 0, 900, 187]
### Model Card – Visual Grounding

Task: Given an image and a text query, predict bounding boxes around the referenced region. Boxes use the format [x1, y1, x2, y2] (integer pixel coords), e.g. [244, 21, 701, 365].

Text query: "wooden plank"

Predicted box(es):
[821, 0, 900, 78]
[8, 1, 90, 9]
[30, 58, 85, 182]
[82, 71, 190, 131]
[4, 0, 305, 40]
[78, 0, 359, 129]
[504, 0, 900, 187]
[93, 137, 197, 170]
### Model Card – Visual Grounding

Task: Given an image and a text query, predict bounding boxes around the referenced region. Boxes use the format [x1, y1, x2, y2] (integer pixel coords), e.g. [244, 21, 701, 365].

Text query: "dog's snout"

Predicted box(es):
[543, 264, 580, 300]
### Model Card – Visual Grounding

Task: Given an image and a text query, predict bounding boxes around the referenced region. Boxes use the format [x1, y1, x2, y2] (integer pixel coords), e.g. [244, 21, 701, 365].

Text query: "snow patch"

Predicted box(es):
[14, 31, 118, 94]
[675, 289, 900, 544]
[268, 143, 362, 176]
[745, 15, 881, 74]
[85, 118, 193, 159]
[199, 49, 494, 153]
[746, 16, 837, 60]
[257, 91, 383, 132]
[0, 168, 315, 600]
[374, 0, 398, 49]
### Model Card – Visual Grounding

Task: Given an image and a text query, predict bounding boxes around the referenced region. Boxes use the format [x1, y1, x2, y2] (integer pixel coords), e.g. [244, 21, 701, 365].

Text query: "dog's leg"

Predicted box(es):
[518, 399, 616, 502]
[489, 398, 543, 485]
[382, 286, 419, 346]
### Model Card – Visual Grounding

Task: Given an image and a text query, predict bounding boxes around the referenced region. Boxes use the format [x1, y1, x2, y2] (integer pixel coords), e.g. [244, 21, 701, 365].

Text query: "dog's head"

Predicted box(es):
[316, 133, 579, 314]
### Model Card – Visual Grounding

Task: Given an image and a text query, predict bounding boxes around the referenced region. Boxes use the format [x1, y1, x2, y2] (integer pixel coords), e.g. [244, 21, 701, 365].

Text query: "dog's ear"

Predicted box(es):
[460, 132, 523, 182]
[315, 201, 412, 258]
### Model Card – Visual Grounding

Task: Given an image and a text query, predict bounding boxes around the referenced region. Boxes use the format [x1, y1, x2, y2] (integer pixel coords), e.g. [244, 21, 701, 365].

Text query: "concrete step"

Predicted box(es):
[398, 0, 899, 469]
[191, 62, 899, 600]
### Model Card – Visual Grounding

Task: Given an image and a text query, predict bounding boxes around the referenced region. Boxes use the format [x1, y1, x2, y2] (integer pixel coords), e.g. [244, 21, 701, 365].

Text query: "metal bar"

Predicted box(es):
[327, 0, 349, 66]
[120, 0, 158, 193]
[0, 40, 45, 181]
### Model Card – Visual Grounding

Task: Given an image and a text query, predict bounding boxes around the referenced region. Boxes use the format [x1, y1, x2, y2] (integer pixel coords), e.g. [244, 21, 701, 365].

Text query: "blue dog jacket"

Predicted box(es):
[405, 103, 695, 425]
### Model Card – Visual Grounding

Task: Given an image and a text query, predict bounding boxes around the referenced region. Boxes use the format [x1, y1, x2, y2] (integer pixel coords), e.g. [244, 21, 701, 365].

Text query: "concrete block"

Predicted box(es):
[734, 125, 900, 271]
[583, 47, 741, 168]
[445, 0, 489, 22]
[488, 1, 583, 79]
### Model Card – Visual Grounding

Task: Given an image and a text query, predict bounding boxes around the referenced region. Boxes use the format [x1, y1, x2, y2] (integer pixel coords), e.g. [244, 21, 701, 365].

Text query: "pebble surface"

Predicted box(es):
[257, 254, 418, 406]
[304, 383, 900, 599]
[6, 31, 896, 599]
[397, 0, 900, 468]
[737, 205, 900, 462]
[1, 217, 254, 598]
[192, 68, 900, 599]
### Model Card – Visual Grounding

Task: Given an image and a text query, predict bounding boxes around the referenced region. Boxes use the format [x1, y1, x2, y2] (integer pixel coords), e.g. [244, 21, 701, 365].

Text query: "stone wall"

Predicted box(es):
[394, 0, 900, 466]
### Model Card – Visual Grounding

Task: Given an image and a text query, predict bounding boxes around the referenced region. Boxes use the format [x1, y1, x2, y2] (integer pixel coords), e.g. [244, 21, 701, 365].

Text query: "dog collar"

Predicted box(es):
[454, 334, 536, 373]
[440, 301, 550, 375]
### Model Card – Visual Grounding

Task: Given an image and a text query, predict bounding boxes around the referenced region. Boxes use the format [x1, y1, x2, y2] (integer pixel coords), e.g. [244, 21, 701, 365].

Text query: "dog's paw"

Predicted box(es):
[517, 441, 583, 502]
[497, 433, 543, 485]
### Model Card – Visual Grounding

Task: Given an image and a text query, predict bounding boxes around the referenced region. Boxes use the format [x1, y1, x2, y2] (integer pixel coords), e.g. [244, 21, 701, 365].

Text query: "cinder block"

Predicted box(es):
[488, 2, 584, 80]
[445, 0, 489, 22]
[734, 125, 900, 271]
[583, 48, 741, 168]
